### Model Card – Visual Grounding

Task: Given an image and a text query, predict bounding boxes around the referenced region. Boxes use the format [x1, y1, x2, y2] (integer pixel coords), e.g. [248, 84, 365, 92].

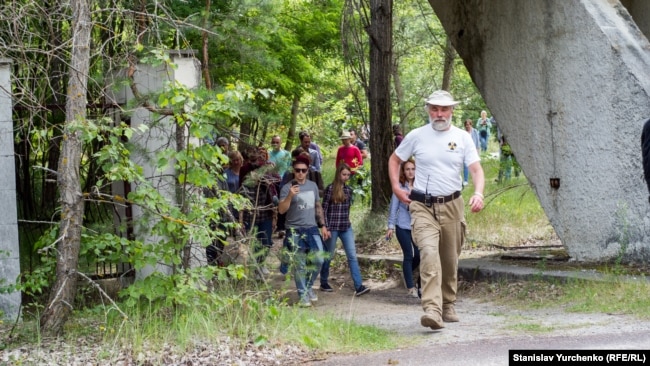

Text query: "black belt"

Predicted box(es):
[409, 190, 461, 207]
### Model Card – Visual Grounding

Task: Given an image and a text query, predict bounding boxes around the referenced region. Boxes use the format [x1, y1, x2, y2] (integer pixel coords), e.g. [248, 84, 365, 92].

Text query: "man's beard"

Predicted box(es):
[429, 116, 451, 131]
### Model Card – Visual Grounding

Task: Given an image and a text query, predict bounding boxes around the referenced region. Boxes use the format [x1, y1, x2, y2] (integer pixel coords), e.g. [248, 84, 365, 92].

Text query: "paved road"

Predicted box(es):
[300, 256, 650, 366]
[312, 330, 650, 365]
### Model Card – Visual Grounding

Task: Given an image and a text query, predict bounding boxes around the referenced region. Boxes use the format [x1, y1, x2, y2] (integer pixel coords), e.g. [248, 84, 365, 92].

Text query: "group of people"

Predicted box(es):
[211, 90, 487, 332]
[463, 109, 520, 185]
[209, 129, 371, 307]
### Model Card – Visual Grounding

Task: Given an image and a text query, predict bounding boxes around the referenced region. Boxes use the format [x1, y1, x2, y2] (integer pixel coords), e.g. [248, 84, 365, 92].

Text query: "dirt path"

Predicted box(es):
[263, 238, 650, 364]
[270, 267, 647, 341]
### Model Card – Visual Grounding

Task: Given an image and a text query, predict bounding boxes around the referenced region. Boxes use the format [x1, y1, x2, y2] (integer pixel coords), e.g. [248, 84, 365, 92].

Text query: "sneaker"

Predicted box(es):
[308, 288, 318, 302]
[260, 266, 270, 276]
[442, 306, 459, 322]
[355, 285, 370, 297]
[407, 288, 419, 298]
[298, 297, 312, 308]
[320, 283, 334, 292]
[420, 313, 445, 330]
[463, 181, 468, 186]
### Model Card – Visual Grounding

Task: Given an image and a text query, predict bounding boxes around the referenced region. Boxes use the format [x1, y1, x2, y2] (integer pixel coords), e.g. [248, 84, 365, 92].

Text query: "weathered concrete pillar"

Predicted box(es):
[621, 0, 650, 40]
[430, 0, 650, 261]
[107, 50, 202, 279]
[0, 58, 21, 320]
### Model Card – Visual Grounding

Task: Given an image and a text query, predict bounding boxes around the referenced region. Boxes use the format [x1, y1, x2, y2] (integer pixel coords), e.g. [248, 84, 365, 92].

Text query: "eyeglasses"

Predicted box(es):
[294, 168, 308, 173]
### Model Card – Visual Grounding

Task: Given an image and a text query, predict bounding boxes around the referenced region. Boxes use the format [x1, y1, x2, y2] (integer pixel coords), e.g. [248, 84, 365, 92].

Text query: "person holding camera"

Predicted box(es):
[388, 90, 485, 330]
[278, 155, 330, 307]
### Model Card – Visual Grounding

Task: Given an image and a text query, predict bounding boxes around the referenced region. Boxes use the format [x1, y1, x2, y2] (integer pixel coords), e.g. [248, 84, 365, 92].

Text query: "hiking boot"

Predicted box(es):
[442, 306, 459, 322]
[320, 283, 334, 292]
[420, 313, 445, 330]
[355, 285, 370, 297]
[298, 297, 312, 308]
[407, 288, 419, 298]
[308, 288, 318, 302]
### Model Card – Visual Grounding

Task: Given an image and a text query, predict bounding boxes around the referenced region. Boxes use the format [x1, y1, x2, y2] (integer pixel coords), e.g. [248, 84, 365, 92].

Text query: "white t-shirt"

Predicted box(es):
[395, 124, 480, 196]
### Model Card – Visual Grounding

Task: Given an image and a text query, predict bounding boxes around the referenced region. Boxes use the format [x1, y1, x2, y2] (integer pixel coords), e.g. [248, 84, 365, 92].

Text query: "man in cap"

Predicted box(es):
[335, 130, 363, 173]
[388, 90, 485, 330]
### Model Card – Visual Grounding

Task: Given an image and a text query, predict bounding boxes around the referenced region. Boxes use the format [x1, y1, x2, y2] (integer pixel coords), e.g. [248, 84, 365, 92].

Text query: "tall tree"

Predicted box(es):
[40, 0, 91, 335]
[441, 37, 456, 91]
[368, 0, 393, 211]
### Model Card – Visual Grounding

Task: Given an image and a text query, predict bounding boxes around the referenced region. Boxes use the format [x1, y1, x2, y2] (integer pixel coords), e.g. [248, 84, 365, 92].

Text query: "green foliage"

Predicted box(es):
[17, 228, 58, 298]
[20, 61, 273, 310]
[349, 164, 372, 205]
[102, 292, 400, 356]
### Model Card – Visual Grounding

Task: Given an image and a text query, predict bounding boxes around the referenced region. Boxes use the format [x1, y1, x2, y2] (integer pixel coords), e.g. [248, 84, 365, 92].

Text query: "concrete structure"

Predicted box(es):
[107, 50, 204, 279]
[0, 58, 21, 321]
[429, 0, 650, 261]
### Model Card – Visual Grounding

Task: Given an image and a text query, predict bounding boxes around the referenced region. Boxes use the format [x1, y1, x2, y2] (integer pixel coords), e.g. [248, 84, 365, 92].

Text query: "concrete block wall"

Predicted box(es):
[0, 58, 20, 321]
[107, 51, 203, 279]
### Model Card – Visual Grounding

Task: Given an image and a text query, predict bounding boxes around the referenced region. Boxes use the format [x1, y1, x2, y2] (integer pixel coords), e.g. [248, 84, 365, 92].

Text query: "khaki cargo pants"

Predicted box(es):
[409, 196, 466, 316]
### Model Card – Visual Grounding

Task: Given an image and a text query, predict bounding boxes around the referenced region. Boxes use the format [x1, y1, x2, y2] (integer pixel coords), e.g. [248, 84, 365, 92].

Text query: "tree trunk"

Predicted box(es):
[285, 95, 300, 151]
[368, 0, 393, 212]
[391, 56, 407, 129]
[40, 0, 91, 335]
[202, 0, 212, 90]
[441, 37, 456, 91]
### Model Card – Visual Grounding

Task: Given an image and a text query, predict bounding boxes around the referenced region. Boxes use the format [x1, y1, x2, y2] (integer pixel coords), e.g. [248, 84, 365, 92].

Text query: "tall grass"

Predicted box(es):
[465, 155, 555, 248]
[464, 276, 650, 319]
[101, 283, 401, 358]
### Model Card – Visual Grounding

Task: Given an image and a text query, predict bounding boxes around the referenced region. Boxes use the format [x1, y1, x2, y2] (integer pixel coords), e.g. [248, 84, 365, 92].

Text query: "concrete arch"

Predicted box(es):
[430, 0, 650, 261]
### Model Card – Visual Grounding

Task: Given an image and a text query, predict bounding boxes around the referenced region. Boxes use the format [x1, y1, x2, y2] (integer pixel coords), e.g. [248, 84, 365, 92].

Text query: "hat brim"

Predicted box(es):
[425, 99, 460, 107]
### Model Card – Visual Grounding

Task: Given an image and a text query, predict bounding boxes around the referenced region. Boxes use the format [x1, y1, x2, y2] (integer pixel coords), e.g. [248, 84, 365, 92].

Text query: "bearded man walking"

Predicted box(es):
[388, 90, 485, 330]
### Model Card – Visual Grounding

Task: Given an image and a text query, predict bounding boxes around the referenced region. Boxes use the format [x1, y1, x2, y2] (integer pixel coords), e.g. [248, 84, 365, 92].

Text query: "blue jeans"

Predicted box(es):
[285, 227, 325, 300]
[479, 133, 489, 152]
[396, 226, 420, 289]
[320, 228, 363, 290]
[246, 219, 273, 264]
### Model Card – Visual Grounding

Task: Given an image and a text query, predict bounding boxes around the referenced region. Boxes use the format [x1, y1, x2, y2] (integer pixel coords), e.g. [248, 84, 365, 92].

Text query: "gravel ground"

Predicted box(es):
[3, 241, 648, 365]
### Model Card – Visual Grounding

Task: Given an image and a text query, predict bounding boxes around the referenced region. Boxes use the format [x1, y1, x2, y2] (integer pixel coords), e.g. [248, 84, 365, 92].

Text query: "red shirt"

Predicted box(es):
[336, 144, 363, 171]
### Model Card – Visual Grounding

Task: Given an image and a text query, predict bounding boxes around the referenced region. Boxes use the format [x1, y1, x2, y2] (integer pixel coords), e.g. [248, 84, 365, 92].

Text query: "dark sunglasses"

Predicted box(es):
[294, 168, 308, 173]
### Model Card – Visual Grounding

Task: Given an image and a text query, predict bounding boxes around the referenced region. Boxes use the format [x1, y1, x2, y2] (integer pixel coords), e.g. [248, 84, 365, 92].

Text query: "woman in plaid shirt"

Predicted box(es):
[318, 163, 370, 296]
